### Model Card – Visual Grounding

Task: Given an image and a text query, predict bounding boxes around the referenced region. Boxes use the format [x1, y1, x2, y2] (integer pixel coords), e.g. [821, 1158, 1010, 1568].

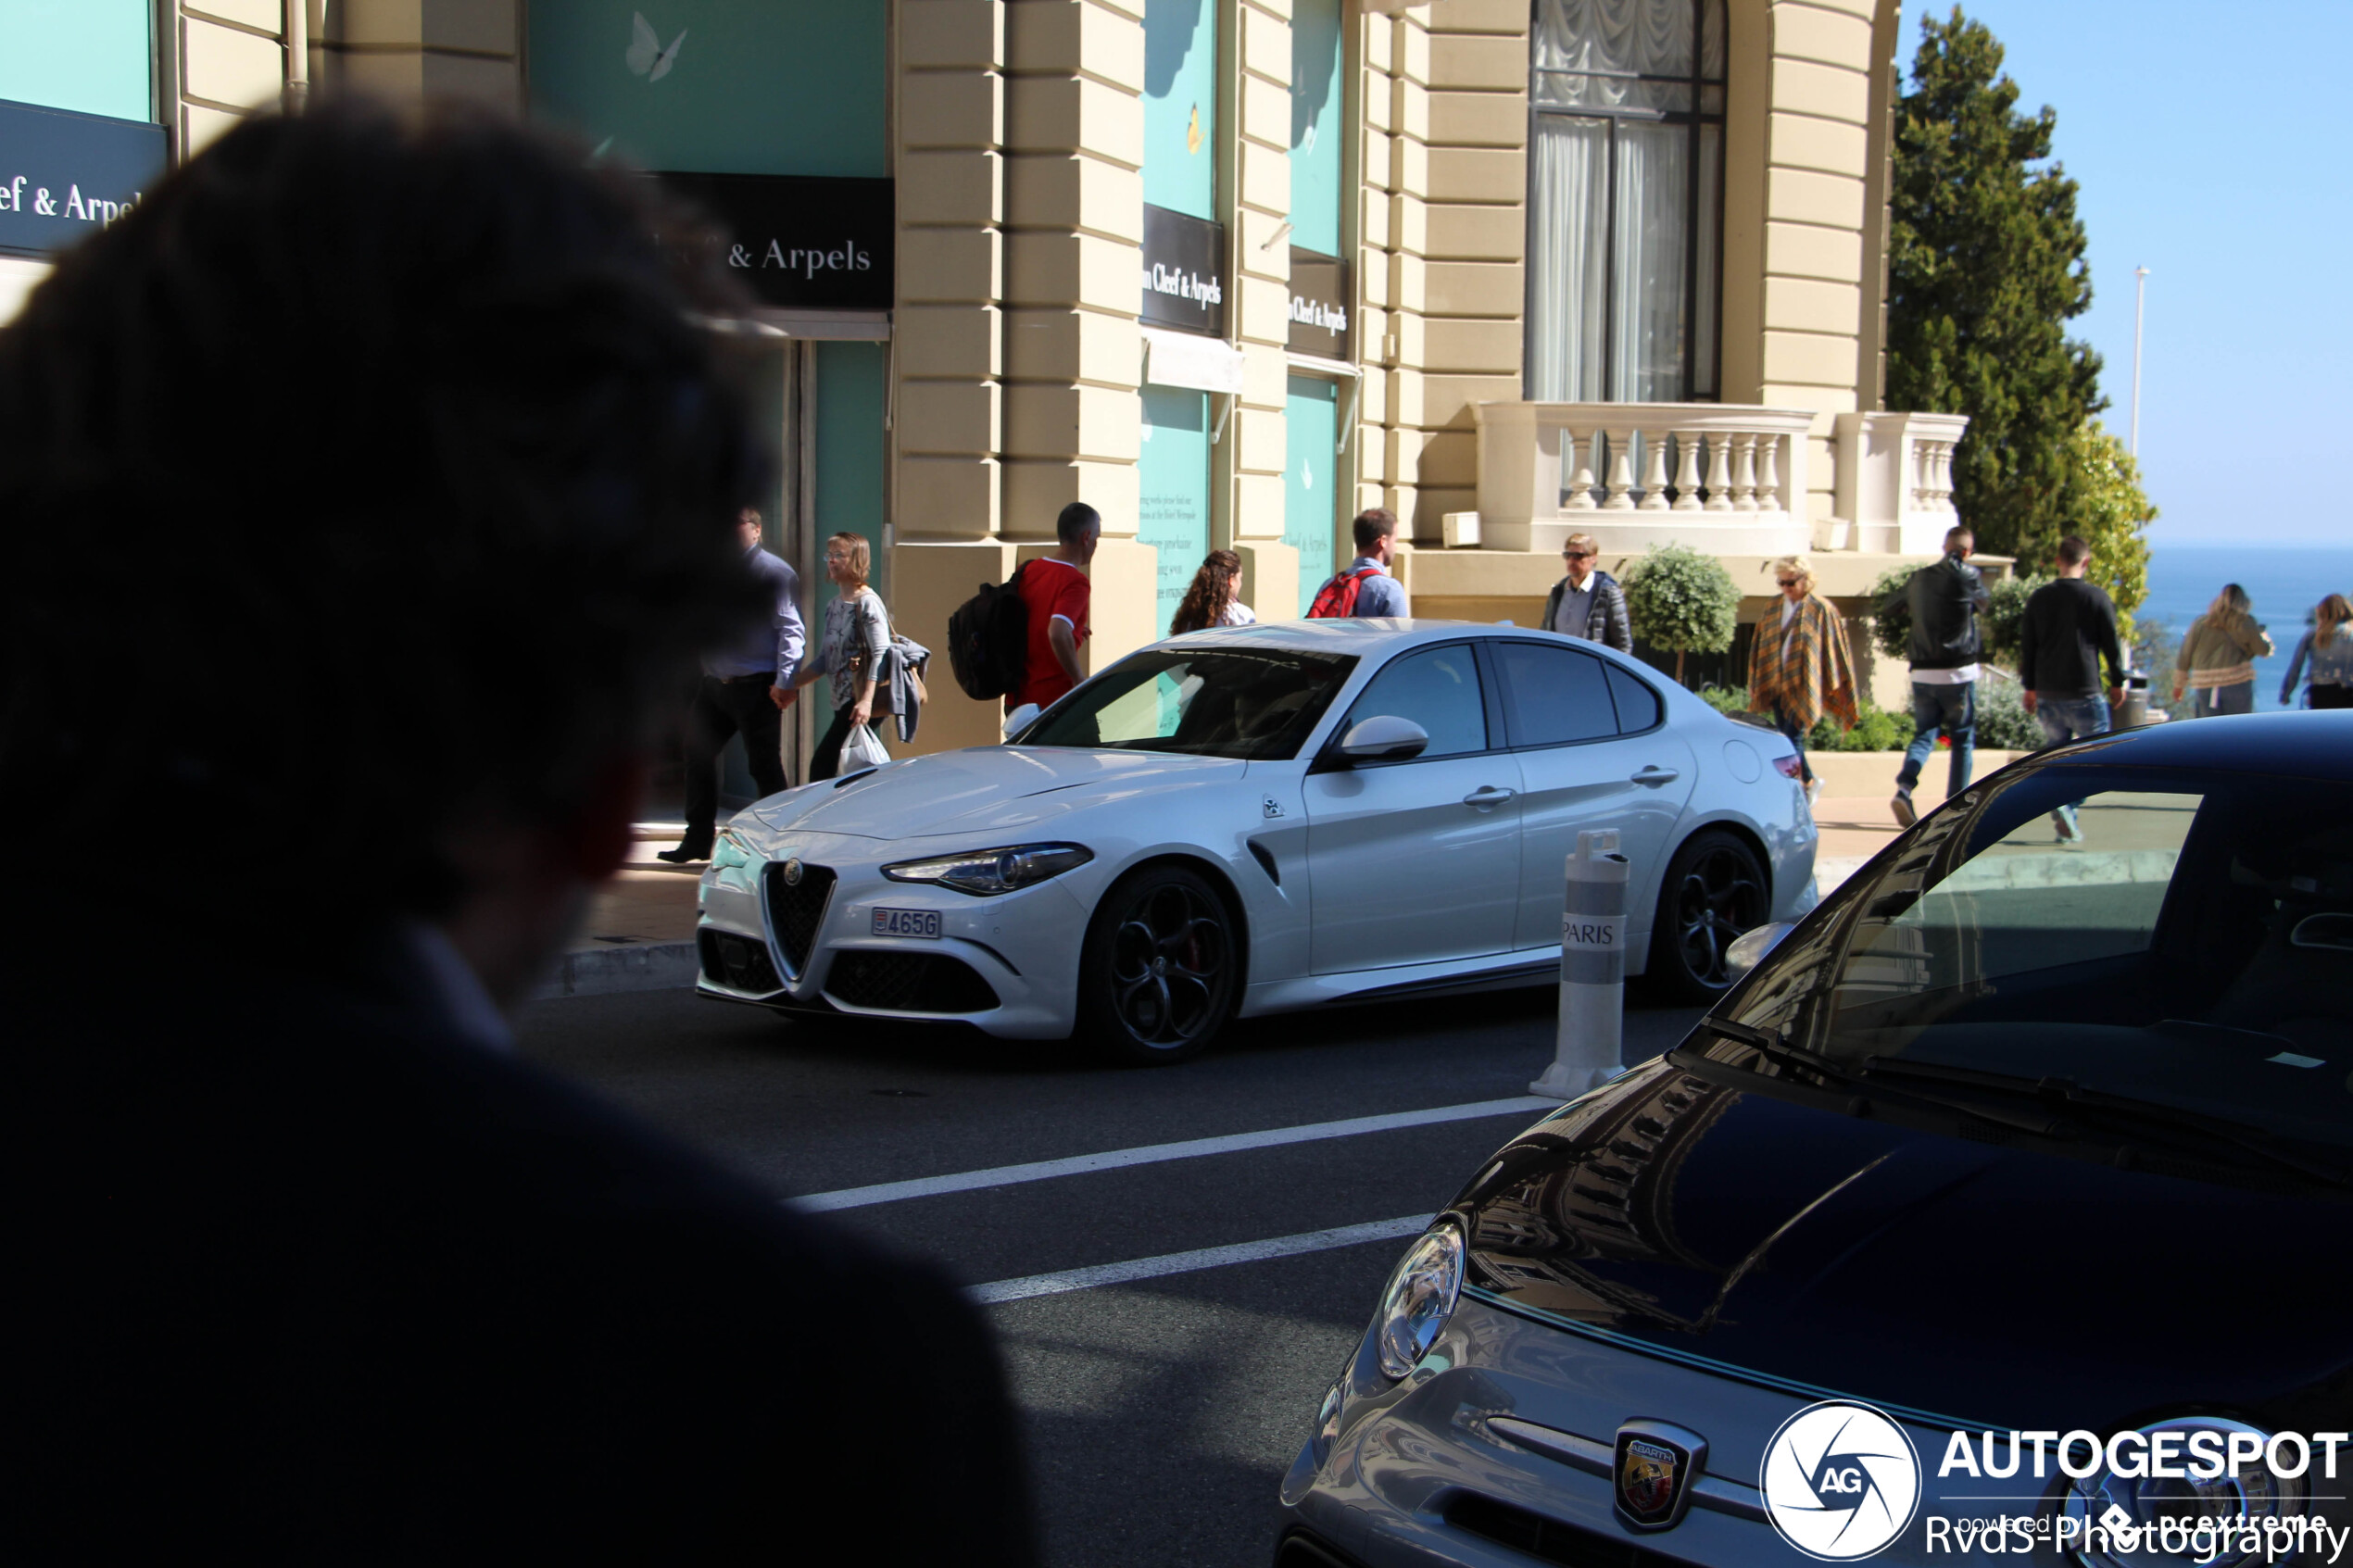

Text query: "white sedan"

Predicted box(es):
[694, 621, 1818, 1063]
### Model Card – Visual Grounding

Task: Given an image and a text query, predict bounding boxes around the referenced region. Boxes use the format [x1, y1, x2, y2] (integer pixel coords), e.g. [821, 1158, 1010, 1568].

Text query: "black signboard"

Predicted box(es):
[649, 170, 893, 312]
[0, 97, 166, 260]
[1141, 203, 1226, 337]
[1288, 247, 1352, 360]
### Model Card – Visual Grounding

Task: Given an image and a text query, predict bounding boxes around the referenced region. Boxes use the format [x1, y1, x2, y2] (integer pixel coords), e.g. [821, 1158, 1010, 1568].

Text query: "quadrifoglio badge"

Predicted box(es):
[1762, 1406, 2353, 1562]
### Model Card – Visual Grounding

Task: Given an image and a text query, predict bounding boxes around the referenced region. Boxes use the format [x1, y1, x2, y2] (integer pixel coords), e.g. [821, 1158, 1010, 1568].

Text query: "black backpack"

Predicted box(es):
[947, 562, 1030, 701]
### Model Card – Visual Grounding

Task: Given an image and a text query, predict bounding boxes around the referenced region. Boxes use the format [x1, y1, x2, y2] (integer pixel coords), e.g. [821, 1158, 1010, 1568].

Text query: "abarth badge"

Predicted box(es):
[1615, 1419, 1707, 1532]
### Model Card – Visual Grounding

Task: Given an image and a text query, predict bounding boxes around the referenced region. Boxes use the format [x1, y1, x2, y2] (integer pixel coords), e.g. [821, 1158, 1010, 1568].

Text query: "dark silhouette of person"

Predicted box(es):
[0, 100, 1035, 1564]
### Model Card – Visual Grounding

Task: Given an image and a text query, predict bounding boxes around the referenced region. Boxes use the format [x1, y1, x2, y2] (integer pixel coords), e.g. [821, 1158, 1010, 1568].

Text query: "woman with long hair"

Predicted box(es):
[790, 532, 893, 779]
[1168, 548, 1257, 635]
[2172, 583, 2273, 717]
[1746, 554, 1857, 809]
[2281, 593, 2353, 709]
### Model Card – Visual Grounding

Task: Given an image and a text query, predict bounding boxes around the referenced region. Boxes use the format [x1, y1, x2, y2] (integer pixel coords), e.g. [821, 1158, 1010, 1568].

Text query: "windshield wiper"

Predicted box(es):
[1684, 1018, 1859, 1086]
[1681, 1022, 2068, 1138]
[1860, 1058, 2349, 1189]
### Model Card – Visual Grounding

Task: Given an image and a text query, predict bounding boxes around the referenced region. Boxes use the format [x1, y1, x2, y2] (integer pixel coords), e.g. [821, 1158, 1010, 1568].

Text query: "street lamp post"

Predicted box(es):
[2131, 266, 2149, 457]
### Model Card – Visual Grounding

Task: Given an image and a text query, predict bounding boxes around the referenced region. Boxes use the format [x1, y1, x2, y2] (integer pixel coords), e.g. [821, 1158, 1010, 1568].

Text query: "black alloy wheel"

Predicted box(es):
[1077, 864, 1240, 1065]
[1648, 829, 1769, 1001]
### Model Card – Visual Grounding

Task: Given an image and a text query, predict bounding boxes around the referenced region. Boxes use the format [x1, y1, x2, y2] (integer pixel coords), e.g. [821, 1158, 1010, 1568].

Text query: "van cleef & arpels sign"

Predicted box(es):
[0, 98, 167, 260]
[646, 170, 894, 312]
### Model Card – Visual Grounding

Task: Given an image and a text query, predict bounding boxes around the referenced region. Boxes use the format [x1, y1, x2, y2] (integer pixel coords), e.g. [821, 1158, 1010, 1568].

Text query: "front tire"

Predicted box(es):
[1076, 864, 1240, 1065]
[1646, 829, 1769, 1002]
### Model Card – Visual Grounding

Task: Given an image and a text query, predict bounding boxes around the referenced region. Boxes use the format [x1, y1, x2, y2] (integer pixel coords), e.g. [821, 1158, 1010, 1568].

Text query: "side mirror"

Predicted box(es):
[1338, 714, 1430, 762]
[1002, 702, 1041, 739]
[1724, 922, 1795, 985]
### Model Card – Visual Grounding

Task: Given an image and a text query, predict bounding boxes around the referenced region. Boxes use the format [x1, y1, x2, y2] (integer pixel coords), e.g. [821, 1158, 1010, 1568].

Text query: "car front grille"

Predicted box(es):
[762, 861, 837, 974]
[825, 950, 1000, 1015]
[698, 928, 783, 995]
[1444, 1493, 1698, 1568]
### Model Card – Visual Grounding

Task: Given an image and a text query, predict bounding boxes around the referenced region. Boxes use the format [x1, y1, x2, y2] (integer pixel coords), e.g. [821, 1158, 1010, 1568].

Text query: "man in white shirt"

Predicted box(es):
[1540, 532, 1630, 651]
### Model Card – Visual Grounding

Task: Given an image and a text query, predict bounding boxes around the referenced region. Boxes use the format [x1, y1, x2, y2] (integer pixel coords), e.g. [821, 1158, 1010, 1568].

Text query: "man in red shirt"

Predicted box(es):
[1012, 501, 1100, 712]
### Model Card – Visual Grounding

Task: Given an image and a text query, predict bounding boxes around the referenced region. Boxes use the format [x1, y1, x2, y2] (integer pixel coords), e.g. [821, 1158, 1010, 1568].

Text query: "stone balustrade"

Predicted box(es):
[1831, 410, 1971, 555]
[1472, 402, 1818, 556]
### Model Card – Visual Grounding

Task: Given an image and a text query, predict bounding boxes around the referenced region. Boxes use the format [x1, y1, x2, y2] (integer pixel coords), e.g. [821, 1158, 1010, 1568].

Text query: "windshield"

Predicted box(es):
[1016, 646, 1358, 760]
[1713, 763, 2353, 1158]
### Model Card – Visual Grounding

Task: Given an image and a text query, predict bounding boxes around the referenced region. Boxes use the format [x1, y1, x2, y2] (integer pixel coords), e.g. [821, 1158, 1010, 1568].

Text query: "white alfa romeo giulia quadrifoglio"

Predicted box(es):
[694, 621, 1817, 1062]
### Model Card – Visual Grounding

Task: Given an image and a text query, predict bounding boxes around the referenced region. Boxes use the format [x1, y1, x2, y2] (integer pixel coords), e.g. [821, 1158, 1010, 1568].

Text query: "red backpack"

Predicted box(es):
[1307, 565, 1382, 619]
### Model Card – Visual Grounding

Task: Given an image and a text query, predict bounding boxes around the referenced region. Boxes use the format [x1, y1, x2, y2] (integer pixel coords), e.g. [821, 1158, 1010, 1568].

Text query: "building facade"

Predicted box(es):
[3, 0, 1972, 765]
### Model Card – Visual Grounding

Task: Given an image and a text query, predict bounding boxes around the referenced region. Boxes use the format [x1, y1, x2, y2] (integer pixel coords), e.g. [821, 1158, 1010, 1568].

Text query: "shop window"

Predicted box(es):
[1, 0, 151, 121]
[1526, 0, 1726, 404]
[1283, 376, 1340, 616]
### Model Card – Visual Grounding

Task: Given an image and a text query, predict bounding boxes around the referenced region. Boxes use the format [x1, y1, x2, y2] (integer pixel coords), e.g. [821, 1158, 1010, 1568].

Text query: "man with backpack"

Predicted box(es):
[1309, 508, 1411, 619]
[1012, 502, 1101, 713]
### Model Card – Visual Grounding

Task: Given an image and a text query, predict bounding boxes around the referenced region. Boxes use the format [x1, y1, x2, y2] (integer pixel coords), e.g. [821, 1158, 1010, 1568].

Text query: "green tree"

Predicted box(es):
[1888, 8, 2106, 564]
[1622, 544, 1739, 686]
[2044, 420, 2154, 614]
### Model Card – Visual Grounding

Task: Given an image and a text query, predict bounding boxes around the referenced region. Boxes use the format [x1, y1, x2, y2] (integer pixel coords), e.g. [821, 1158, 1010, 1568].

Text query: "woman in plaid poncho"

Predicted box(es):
[1748, 555, 1858, 805]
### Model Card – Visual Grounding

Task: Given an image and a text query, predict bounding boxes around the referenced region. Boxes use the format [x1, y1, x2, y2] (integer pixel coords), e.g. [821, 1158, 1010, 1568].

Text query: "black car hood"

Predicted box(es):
[1457, 1060, 2353, 1433]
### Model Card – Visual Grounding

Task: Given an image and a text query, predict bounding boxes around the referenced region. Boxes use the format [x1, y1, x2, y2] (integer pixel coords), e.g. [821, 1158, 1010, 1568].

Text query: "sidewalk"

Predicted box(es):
[537, 757, 2025, 1000]
[535, 823, 706, 999]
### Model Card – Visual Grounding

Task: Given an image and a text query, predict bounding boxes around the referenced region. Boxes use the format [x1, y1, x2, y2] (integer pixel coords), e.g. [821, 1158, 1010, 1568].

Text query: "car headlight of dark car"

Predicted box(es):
[882, 843, 1093, 897]
[1374, 1222, 1465, 1380]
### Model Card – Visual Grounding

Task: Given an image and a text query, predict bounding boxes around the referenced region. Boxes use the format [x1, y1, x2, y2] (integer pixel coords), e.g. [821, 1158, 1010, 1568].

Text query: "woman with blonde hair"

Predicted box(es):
[2281, 593, 2353, 709]
[1747, 555, 1857, 807]
[2172, 583, 2273, 717]
[1169, 548, 1256, 635]
[790, 531, 894, 779]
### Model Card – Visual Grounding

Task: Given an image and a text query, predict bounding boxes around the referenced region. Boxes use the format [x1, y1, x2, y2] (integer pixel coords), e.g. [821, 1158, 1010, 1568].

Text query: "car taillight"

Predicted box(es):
[1773, 755, 1804, 779]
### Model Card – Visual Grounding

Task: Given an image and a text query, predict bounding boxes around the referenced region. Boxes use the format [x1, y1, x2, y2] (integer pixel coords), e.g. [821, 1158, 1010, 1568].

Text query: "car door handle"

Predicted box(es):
[1630, 766, 1681, 786]
[1463, 785, 1517, 809]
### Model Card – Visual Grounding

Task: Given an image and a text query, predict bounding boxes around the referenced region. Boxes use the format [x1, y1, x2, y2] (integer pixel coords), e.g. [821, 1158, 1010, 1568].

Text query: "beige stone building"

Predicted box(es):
[5, 0, 1976, 768]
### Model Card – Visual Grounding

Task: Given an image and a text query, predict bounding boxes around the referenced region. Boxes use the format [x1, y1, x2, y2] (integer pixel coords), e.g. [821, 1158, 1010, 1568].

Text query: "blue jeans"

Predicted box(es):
[2034, 695, 2109, 835]
[2194, 680, 2254, 717]
[1895, 681, 1974, 794]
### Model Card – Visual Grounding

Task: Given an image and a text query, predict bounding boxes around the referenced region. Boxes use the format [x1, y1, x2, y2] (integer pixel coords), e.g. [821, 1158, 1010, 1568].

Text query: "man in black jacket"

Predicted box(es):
[1, 104, 1034, 1563]
[1880, 525, 1992, 826]
[2019, 535, 2127, 841]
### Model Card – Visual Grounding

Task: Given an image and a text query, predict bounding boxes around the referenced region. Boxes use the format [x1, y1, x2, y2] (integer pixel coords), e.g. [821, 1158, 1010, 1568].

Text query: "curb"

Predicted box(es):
[533, 940, 700, 1001]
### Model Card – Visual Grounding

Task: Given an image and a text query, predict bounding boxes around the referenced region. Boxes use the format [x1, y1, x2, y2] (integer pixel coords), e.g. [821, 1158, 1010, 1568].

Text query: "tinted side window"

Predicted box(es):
[1347, 645, 1489, 758]
[1495, 642, 1616, 746]
[1606, 664, 1662, 733]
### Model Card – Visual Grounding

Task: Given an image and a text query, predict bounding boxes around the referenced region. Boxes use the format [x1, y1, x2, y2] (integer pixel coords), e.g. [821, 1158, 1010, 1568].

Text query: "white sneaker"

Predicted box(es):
[1806, 777, 1821, 809]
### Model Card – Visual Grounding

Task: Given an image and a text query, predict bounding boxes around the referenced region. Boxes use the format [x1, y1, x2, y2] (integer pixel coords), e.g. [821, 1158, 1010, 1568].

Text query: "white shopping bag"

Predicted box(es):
[839, 721, 890, 772]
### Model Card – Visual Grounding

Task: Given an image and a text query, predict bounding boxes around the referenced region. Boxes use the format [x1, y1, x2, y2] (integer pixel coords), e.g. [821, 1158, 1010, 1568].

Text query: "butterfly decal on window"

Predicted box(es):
[625, 12, 687, 82]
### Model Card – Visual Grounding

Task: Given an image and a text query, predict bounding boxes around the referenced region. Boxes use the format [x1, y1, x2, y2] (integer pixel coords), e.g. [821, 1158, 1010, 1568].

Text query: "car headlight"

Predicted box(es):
[712, 827, 756, 871]
[1374, 1223, 1464, 1380]
[881, 843, 1092, 897]
[2062, 1416, 2305, 1568]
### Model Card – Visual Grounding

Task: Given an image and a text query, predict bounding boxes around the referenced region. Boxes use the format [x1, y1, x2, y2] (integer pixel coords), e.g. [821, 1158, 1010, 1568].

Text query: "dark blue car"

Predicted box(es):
[1280, 712, 2353, 1568]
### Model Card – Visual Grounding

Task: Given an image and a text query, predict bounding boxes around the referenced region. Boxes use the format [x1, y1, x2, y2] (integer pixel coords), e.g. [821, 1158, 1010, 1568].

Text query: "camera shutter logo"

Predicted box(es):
[1760, 1400, 1922, 1561]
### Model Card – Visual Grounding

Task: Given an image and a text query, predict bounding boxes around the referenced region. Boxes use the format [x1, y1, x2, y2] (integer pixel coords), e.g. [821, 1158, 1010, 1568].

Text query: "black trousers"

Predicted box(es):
[807, 701, 859, 783]
[682, 674, 786, 849]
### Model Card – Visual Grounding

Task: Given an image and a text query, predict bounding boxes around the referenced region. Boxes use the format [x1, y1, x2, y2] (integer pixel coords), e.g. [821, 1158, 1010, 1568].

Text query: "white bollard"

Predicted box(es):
[1529, 830, 1629, 1101]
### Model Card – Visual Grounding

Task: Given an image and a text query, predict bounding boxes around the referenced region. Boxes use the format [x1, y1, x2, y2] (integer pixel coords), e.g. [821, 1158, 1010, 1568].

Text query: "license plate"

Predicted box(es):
[871, 907, 942, 939]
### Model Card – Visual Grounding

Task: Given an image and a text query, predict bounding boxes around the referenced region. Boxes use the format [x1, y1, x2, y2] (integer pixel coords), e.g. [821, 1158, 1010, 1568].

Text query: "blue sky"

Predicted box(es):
[1896, 1, 2350, 547]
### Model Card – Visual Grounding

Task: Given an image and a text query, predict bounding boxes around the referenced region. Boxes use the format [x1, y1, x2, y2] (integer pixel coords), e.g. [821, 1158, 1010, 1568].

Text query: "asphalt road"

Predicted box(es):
[513, 982, 1706, 1567]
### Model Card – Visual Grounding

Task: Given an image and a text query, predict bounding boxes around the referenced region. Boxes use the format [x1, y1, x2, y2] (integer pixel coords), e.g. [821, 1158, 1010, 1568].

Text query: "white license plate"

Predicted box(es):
[871, 907, 942, 939]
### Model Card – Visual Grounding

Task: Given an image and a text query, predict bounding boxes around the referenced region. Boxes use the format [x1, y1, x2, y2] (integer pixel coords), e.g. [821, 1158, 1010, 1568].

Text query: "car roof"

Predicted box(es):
[2040, 709, 2353, 780]
[1165, 619, 1547, 653]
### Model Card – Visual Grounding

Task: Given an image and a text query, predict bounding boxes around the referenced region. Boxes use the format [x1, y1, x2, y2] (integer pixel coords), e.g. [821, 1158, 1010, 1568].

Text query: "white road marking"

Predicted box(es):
[792, 1096, 1556, 1212]
[972, 1214, 1434, 1304]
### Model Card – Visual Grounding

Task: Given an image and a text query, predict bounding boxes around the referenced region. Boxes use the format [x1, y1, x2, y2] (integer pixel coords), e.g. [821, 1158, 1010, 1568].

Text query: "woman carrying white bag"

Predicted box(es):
[791, 531, 894, 780]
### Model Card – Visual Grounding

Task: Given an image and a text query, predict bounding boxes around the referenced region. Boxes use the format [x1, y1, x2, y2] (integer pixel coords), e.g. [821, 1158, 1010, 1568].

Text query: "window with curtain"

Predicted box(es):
[1526, 0, 1725, 404]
